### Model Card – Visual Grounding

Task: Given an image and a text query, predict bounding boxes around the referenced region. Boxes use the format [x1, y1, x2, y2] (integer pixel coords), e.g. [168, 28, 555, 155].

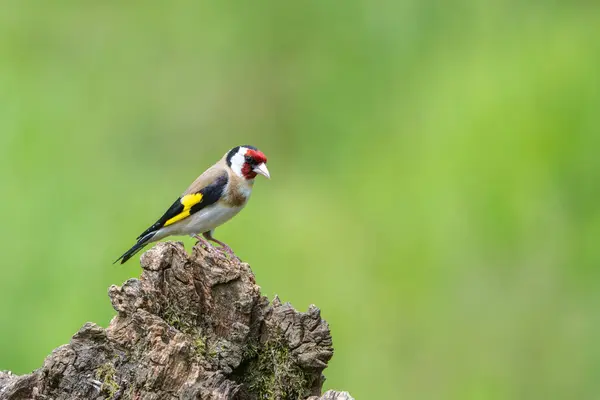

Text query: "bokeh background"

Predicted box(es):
[1, 2, 600, 399]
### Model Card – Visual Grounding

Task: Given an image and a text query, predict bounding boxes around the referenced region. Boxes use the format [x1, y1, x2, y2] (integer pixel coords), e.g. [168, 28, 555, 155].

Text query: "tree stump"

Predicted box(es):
[0, 242, 353, 400]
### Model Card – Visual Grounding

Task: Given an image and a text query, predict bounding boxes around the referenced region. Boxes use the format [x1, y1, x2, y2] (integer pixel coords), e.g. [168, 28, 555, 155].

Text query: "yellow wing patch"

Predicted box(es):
[164, 193, 203, 226]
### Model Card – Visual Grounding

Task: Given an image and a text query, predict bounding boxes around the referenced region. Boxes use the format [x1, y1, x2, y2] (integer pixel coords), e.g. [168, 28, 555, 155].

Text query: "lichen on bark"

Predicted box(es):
[0, 242, 353, 400]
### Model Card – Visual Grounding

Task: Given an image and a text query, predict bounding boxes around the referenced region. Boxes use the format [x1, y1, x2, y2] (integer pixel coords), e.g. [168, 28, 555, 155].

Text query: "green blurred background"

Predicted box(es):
[1, 2, 599, 399]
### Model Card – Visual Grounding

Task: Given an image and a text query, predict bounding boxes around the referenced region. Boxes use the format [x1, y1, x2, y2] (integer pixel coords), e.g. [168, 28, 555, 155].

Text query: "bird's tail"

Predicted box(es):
[114, 232, 156, 264]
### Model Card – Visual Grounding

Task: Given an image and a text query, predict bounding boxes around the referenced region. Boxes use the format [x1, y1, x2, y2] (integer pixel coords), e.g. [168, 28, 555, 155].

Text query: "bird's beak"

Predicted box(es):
[253, 163, 270, 179]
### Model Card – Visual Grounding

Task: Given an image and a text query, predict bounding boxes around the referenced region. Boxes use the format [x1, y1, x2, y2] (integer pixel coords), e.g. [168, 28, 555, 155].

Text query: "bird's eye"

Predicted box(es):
[244, 155, 253, 164]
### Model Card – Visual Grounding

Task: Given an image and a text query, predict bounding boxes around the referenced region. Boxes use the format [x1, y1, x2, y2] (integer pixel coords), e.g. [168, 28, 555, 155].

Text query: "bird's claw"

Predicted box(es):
[217, 244, 240, 261]
[193, 236, 236, 258]
[192, 235, 211, 249]
[219, 245, 237, 259]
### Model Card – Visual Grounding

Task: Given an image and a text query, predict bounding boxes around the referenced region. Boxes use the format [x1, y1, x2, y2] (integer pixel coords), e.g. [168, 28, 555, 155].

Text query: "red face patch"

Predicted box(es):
[241, 163, 256, 179]
[245, 149, 267, 165]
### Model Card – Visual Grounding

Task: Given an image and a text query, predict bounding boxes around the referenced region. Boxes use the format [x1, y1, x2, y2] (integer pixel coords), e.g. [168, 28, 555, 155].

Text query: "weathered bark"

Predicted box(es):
[0, 242, 353, 400]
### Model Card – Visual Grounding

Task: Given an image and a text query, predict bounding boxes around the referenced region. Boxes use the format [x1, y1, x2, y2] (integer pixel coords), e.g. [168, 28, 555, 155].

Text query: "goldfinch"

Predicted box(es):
[115, 145, 270, 264]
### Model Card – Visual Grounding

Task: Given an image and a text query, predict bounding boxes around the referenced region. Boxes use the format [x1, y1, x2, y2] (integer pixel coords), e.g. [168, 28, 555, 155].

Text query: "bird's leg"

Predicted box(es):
[192, 234, 211, 249]
[202, 231, 236, 256]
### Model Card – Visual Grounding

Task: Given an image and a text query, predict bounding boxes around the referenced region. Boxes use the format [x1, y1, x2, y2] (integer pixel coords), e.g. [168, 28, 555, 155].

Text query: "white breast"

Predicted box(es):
[155, 203, 245, 239]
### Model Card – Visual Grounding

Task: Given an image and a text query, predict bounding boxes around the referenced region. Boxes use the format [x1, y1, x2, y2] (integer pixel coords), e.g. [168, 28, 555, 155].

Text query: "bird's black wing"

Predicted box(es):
[135, 172, 229, 240]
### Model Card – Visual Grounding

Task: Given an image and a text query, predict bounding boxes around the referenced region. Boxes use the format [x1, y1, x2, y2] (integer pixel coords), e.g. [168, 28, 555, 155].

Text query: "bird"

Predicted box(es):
[114, 145, 270, 264]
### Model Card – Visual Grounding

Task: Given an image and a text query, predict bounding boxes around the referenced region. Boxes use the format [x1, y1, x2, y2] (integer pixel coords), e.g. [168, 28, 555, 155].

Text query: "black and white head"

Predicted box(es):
[226, 145, 270, 180]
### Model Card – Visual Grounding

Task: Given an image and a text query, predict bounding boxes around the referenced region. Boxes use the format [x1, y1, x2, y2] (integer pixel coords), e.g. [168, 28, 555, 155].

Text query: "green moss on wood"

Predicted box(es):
[193, 336, 206, 357]
[95, 362, 119, 400]
[162, 303, 198, 335]
[244, 334, 310, 400]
